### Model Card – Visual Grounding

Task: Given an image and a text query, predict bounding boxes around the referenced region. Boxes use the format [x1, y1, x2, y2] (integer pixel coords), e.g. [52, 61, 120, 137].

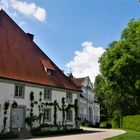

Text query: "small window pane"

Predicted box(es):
[66, 92, 72, 103]
[44, 89, 52, 100]
[14, 85, 24, 98]
[66, 110, 73, 122]
[44, 108, 51, 122]
[47, 69, 52, 75]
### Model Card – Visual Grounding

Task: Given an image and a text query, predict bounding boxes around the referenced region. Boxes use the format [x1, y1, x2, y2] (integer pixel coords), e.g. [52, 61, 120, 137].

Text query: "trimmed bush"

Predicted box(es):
[0, 131, 18, 139]
[31, 128, 83, 136]
[100, 121, 112, 128]
[122, 115, 140, 131]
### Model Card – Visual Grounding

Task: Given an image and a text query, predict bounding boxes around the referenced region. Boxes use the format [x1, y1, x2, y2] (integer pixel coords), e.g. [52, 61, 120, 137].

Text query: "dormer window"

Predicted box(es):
[44, 67, 52, 75]
[41, 59, 55, 76]
[47, 69, 52, 75]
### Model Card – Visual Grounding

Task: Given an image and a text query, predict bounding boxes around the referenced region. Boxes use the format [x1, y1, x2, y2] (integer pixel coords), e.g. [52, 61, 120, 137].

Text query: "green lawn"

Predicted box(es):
[106, 130, 140, 140]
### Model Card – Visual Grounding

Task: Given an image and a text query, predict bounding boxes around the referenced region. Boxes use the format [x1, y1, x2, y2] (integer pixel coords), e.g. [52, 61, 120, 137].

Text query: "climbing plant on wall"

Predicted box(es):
[2, 101, 10, 132]
[38, 91, 43, 125]
[25, 91, 38, 130]
[62, 97, 66, 126]
[25, 91, 80, 130]
[74, 99, 80, 128]
[53, 100, 57, 126]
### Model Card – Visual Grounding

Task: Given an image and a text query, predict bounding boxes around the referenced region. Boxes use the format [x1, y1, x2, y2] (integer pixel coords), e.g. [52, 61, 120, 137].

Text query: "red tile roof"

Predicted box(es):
[73, 77, 86, 87]
[0, 10, 80, 92]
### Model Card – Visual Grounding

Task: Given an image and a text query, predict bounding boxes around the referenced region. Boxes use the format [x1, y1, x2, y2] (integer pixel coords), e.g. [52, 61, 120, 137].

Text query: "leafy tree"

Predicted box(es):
[94, 74, 108, 122]
[96, 19, 140, 126]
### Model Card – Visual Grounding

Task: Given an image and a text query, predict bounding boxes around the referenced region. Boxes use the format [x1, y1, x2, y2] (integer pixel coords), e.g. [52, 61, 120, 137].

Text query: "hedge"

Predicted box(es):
[122, 115, 140, 131]
[0, 131, 18, 139]
[31, 128, 83, 136]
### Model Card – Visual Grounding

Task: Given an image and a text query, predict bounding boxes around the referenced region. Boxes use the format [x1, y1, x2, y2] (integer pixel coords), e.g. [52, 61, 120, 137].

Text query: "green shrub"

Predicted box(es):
[122, 115, 140, 131]
[0, 131, 18, 139]
[101, 121, 112, 128]
[31, 128, 83, 136]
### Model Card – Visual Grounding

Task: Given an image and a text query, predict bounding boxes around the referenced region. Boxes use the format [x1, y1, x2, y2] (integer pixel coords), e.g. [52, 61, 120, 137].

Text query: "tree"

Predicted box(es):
[96, 19, 140, 126]
[94, 74, 107, 122]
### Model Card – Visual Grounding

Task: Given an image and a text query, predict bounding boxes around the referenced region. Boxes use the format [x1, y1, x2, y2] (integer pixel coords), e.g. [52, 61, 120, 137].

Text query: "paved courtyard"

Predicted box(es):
[28, 128, 125, 140]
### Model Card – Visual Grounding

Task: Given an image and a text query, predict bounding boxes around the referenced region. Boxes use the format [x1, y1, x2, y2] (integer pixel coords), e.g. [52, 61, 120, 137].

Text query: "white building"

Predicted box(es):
[73, 76, 100, 125]
[0, 10, 80, 133]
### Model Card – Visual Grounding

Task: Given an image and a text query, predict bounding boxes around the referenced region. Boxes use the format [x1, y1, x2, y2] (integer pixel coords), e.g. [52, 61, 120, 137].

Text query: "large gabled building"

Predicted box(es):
[73, 76, 100, 125]
[0, 10, 80, 132]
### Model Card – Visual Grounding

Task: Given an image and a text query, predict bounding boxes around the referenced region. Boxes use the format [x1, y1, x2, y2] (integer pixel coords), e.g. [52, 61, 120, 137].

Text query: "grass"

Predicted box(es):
[106, 130, 140, 140]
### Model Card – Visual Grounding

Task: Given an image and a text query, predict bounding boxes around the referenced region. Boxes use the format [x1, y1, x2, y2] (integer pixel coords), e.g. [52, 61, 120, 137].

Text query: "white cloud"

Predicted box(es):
[0, 0, 46, 22]
[0, 0, 9, 10]
[66, 42, 105, 83]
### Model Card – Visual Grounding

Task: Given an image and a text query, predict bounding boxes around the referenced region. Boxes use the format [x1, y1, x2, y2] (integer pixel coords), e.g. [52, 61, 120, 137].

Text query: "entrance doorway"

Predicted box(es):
[11, 107, 25, 128]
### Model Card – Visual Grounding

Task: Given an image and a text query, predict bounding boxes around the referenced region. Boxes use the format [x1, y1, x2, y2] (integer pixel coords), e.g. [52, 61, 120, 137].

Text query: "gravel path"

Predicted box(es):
[30, 128, 125, 140]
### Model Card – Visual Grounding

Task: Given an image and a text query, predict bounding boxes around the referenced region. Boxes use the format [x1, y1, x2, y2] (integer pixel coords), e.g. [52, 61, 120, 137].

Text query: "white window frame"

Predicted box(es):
[44, 108, 51, 122]
[44, 89, 52, 101]
[66, 92, 72, 103]
[66, 110, 73, 122]
[14, 84, 24, 99]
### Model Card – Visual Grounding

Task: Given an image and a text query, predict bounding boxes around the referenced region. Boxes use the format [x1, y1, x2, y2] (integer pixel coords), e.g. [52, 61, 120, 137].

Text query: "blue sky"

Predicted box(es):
[0, 0, 140, 82]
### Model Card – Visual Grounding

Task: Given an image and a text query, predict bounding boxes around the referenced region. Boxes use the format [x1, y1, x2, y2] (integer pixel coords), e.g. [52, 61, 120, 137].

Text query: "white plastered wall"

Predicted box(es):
[0, 79, 78, 132]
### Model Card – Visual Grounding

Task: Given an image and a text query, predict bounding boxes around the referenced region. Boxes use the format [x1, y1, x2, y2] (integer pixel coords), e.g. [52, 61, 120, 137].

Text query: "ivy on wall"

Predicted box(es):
[25, 92, 38, 129]
[62, 97, 65, 126]
[38, 92, 43, 125]
[2, 101, 10, 132]
[53, 100, 57, 126]
[26, 91, 80, 130]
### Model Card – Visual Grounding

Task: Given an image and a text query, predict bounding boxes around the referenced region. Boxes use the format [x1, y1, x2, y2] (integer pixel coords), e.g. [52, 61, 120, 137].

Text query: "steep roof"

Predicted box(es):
[0, 10, 80, 92]
[73, 77, 86, 87]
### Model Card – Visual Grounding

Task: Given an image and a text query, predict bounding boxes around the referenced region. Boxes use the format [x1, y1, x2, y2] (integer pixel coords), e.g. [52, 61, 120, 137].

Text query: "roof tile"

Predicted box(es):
[0, 10, 80, 92]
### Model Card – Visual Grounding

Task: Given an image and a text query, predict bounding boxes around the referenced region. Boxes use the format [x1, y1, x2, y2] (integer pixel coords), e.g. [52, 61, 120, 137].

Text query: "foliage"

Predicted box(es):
[62, 97, 66, 126]
[30, 91, 34, 118]
[31, 128, 83, 136]
[122, 115, 140, 131]
[74, 99, 80, 128]
[105, 130, 140, 140]
[26, 91, 38, 129]
[94, 74, 108, 121]
[53, 100, 57, 126]
[38, 91, 43, 125]
[26, 91, 80, 130]
[2, 101, 10, 132]
[95, 19, 140, 127]
[0, 131, 18, 139]
[100, 121, 112, 128]
[112, 110, 122, 128]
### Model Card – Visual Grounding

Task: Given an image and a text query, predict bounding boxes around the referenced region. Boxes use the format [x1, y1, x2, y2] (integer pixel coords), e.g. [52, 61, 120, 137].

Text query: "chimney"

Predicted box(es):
[26, 33, 34, 41]
[68, 72, 73, 80]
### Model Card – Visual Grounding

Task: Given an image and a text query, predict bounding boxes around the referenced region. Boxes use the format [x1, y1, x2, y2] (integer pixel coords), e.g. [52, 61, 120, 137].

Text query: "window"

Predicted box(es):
[44, 89, 52, 101]
[44, 67, 52, 76]
[41, 60, 55, 75]
[66, 92, 72, 103]
[15, 85, 24, 98]
[66, 110, 73, 122]
[47, 69, 52, 76]
[44, 108, 51, 122]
